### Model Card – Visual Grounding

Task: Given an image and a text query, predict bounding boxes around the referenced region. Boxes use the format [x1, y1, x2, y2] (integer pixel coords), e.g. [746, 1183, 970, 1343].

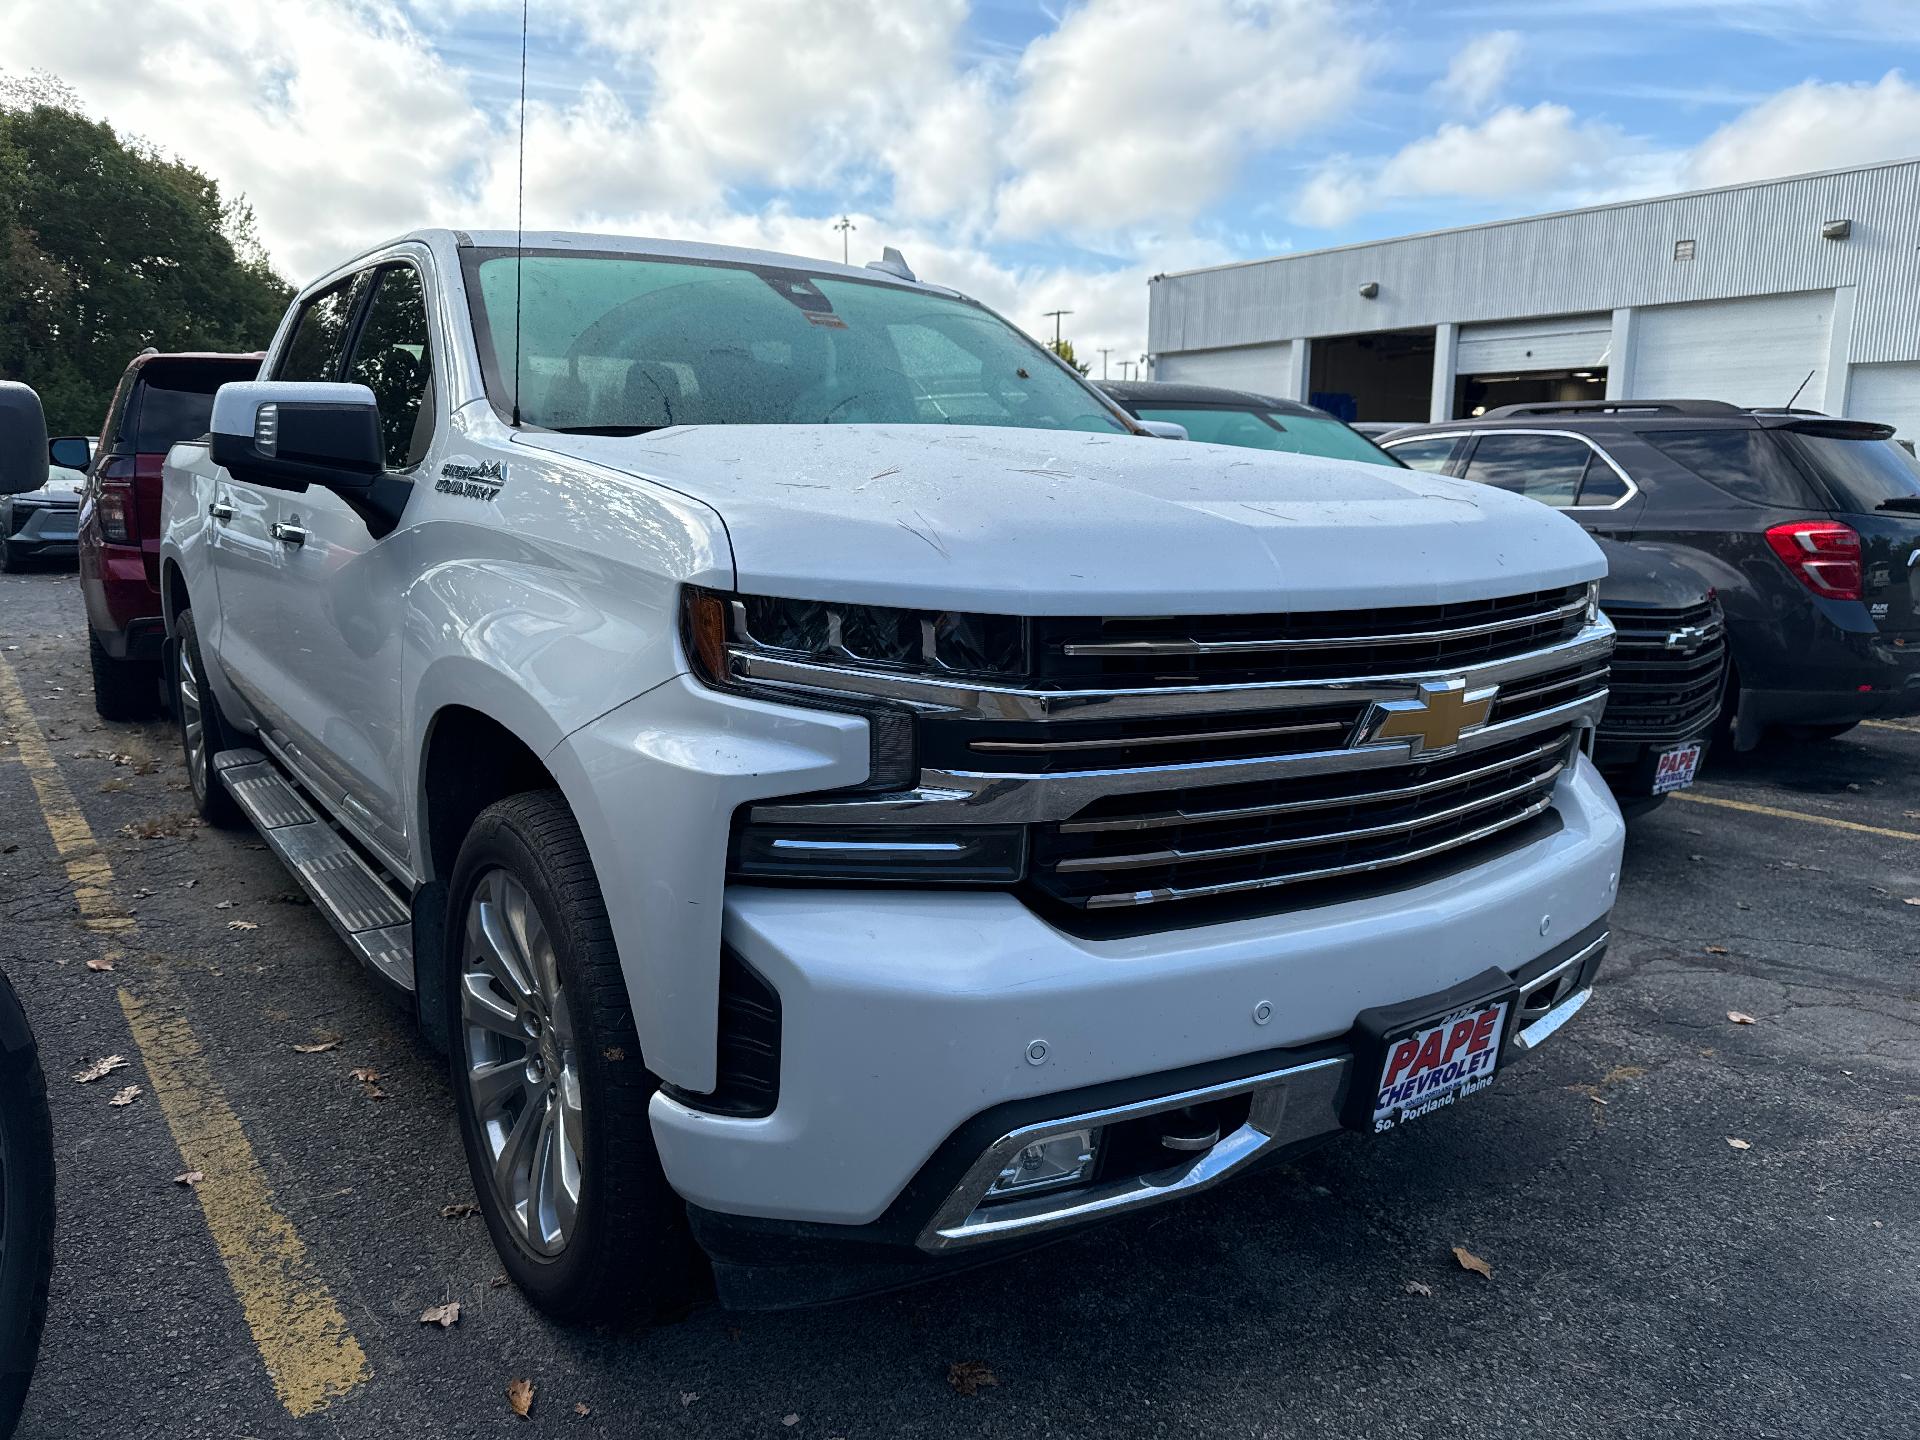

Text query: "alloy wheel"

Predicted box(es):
[178, 644, 208, 801]
[459, 868, 584, 1256]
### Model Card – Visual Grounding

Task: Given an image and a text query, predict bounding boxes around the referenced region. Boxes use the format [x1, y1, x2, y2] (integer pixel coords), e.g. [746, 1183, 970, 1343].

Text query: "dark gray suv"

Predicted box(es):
[1382, 400, 1920, 746]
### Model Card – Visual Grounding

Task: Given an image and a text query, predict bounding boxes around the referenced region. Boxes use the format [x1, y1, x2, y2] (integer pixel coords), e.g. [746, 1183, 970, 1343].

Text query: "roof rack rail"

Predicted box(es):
[1480, 399, 1744, 419]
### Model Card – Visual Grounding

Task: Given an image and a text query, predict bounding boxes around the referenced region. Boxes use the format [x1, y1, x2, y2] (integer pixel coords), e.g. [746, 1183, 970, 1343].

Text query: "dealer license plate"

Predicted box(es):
[1652, 742, 1703, 795]
[1367, 996, 1511, 1134]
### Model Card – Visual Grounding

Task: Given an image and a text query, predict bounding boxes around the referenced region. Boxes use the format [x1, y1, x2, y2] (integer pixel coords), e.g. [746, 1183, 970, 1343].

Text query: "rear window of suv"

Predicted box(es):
[130, 361, 259, 452]
[1780, 430, 1920, 514]
[1638, 427, 1819, 508]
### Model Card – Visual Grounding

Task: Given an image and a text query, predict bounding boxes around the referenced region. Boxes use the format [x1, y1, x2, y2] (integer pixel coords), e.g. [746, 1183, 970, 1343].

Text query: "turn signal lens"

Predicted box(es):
[1764, 521, 1861, 602]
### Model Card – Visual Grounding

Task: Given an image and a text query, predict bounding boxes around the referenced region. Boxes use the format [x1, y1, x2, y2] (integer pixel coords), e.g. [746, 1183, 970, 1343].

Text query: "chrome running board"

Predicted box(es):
[214, 747, 415, 991]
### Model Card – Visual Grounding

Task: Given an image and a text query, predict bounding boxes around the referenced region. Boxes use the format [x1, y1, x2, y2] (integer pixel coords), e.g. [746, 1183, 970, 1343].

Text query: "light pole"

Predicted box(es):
[1098, 348, 1112, 379]
[833, 215, 856, 265]
[1042, 309, 1074, 350]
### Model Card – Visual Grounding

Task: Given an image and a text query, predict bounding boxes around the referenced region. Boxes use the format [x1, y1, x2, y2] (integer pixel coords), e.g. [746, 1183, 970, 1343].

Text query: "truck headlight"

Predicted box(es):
[683, 586, 1028, 682]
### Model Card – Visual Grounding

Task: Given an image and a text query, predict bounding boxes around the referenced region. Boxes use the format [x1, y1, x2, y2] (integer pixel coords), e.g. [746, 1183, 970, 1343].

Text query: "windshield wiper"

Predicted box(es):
[545, 424, 674, 436]
[1874, 496, 1920, 513]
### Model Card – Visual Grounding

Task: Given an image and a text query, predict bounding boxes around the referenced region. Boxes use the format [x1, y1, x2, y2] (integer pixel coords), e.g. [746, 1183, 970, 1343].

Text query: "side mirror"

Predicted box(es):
[209, 381, 384, 494]
[48, 435, 92, 472]
[1138, 419, 1188, 441]
[0, 381, 51, 496]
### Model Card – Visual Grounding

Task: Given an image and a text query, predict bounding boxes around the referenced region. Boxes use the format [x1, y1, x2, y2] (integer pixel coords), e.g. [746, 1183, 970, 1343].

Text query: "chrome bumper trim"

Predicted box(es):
[918, 930, 1608, 1252]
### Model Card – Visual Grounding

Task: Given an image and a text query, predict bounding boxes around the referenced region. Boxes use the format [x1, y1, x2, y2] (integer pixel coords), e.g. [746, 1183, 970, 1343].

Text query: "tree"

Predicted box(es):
[1048, 337, 1091, 377]
[0, 78, 291, 435]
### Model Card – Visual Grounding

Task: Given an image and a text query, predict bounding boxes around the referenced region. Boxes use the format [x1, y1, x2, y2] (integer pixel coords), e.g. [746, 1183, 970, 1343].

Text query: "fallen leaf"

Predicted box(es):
[419, 1301, 461, 1328]
[1403, 1279, 1433, 1297]
[506, 1378, 534, 1419]
[1726, 1137, 1752, 1151]
[1452, 1246, 1493, 1279]
[1904, 898, 1920, 907]
[86, 957, 115, 972]
[174, 1170, 205, 1187]
[214, 899, 235, 910]
[351, 1067, 381, 1082]
[98, 777, 131, 793]
[440, 1201, 480, 1219]
[73, 1055, 130, 1084]
[227, 919, 258, 931]
[575, 1402, 593, 1416]
[109, 1084, 142, 1107]
[947, 1361, 999, 1396]
[782, 1416, 800, 1428]
[603, 1046, 626, 1061]
[680, 1392, 699, 1407]
[292, 1039, 340, 1054]
[1704, 944, 1730, 955]
[1727, 1011, 1757, 1025]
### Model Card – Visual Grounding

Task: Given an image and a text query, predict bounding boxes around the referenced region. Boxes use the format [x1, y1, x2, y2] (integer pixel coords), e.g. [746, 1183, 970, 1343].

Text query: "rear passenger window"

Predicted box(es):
[1386, 437, 1460, 473]
[1639, 428, 1817, 508]
[345, 266, 436, 470]
[276, 276, 362, 383]
[1576, 464, 1629, 506]
[1462, 433, 1592, 507]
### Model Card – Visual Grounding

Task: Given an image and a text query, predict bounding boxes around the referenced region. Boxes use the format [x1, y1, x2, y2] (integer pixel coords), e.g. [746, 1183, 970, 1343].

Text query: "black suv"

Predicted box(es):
[1381, 400, 1920, 745]
[1101, 380, 1405, 466]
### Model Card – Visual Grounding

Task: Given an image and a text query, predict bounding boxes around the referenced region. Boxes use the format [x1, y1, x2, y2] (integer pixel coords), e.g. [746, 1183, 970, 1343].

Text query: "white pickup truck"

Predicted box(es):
[158, 229, 1624, 1318]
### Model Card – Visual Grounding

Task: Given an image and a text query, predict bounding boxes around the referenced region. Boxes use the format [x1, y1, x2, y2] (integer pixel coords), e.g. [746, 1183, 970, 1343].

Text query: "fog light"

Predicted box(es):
[985, 1128, 1100, 1201]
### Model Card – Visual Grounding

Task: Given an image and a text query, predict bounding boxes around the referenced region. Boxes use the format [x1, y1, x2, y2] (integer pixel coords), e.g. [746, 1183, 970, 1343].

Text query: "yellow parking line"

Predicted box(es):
[0, 653, 368, 1417]
[1862, 719, 1920, 734]
[1671, 790, 1920, 842]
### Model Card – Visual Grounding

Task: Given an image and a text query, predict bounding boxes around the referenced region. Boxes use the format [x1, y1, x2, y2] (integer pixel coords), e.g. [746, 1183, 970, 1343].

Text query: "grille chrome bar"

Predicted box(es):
[968, 718, 1349, 754]
[1054, 762, 1564, 874]
[1081, 793, 1558, 910]
[1060, 594, 1591, 657]
[1058, 734, 1569, 834]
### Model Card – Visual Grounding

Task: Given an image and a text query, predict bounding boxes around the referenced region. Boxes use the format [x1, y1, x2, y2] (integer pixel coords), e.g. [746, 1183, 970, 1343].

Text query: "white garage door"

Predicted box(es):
[1457, 314, 1611, 374]
[1630, 291, 1834, 408]
[1154, 341, 1296, 398]
[1848, 362, 1920, 443]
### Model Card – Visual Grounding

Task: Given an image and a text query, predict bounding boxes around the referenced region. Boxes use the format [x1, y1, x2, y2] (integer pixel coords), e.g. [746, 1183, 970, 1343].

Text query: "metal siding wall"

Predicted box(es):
[1151, 161, 1920, 366]
[1154, 341, 1296, 395]
[1849, 362, 1920, 441]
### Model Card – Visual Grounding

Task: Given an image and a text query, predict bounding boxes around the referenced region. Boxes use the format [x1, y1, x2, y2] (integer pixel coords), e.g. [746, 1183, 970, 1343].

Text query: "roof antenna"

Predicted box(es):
[510, 0, 529, 428]
[1784, 368, 1815, 411]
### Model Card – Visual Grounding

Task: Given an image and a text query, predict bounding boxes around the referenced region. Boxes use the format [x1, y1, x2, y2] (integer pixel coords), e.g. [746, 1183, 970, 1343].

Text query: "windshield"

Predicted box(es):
[1783, 430, 1920, 513]
[463, 249, 1128, 435]
[1135, 405, 1400, 467]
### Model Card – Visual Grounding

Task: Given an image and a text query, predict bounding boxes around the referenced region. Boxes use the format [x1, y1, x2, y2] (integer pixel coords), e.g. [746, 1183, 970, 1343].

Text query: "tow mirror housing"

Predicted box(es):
[209, 381, 384, 494]
[1138, 419, 1189, 441]
[0, 382, 51, 496]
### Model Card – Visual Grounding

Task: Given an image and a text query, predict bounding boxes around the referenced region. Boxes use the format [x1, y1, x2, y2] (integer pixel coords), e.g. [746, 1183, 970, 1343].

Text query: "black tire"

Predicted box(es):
[444, 791, 692, 1324]
[0, 970, 55, 1438]
[173, 608, 243, 828]
[88, 629, 159, 722]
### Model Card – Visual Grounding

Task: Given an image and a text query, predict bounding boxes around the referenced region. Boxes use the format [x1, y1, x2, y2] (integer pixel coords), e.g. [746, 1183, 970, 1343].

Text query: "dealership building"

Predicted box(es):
[1146, 158, 1920, 438]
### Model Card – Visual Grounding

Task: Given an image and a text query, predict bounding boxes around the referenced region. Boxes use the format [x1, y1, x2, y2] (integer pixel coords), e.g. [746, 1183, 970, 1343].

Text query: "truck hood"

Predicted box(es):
[517, 424, 1604, 614]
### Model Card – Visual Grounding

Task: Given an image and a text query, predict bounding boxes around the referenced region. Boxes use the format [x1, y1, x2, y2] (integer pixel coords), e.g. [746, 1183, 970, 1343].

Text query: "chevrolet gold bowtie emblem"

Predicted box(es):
[1362, 679, 1497, 755]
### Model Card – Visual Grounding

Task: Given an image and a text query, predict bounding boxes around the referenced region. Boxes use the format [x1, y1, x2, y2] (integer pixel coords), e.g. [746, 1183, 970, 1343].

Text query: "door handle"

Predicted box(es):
[270, 522, 308, 547]
[208, 502, 234, 522]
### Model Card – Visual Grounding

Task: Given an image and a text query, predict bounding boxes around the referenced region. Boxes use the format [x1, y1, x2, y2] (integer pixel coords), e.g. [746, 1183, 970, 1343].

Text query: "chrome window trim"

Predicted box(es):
[1382, 427, 1640, 512]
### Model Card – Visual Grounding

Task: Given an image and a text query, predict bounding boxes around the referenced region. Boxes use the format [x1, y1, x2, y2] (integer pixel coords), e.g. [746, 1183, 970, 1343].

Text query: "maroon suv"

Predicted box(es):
[80, 351, 262, 718]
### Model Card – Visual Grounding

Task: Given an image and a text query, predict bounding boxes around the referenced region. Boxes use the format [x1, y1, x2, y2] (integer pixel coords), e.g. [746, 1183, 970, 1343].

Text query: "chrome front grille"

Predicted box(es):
[1600, 602, 1727, 743]
[733, 586, 1612, 929]
[1031, 730, 1573, 910]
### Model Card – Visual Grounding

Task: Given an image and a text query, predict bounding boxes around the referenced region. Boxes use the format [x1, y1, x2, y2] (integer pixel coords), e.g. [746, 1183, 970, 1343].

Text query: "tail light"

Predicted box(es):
[1764, 520, 1861, 601]
[97, 481, 136, 544]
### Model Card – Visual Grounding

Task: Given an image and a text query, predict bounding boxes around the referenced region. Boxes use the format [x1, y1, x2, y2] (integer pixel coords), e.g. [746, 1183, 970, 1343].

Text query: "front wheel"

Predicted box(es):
[173, 608, 242, 828]
[0, 970, 55, 1437]
[445, 791, 692, 1324]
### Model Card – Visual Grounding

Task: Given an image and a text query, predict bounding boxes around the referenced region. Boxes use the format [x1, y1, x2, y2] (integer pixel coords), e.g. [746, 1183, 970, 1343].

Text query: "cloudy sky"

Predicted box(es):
[7, 0, 1920, 368]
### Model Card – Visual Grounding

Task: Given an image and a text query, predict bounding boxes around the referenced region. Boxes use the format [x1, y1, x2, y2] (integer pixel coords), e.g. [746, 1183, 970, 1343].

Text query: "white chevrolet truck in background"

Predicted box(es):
[158, 229, 1624, 1318]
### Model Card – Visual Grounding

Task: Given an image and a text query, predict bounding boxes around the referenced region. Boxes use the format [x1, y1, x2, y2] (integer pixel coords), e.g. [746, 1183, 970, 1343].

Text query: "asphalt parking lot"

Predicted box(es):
[2, 563, 1916, 1439]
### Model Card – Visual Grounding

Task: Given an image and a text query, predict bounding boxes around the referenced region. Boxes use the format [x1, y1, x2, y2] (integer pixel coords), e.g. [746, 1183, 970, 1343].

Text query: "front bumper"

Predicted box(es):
[650, 754, 1623, 1234]
[3, 501, 79, 556]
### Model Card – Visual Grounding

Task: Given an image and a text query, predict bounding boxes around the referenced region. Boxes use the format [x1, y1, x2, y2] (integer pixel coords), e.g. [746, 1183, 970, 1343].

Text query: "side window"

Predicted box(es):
[1385, 436, 1460, 474]
[344, 266, 436, 470]
[1575, 460, 1630, 507]
[275, 276, 362, 383]
[1638, 428, 1819, 508]
[1461, 433, 1592, 507]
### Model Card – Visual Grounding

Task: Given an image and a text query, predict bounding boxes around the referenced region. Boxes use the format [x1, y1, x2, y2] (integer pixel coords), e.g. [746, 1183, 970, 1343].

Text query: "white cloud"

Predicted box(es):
[993, 0, 1372, 237]
[1435, 31, 1521, 113]
[1686, 70, 1920, 186]
[1295, 103, 1623, 227]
